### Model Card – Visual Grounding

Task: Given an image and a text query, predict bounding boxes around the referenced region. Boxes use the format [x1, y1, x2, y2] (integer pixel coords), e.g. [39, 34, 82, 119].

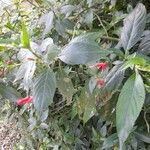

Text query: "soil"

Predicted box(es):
[0, 121, 21, 150]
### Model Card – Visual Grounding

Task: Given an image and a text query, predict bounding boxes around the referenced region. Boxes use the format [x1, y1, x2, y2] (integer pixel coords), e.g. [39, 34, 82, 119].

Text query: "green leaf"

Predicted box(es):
[122, 56, 147, 70]
[0, 83, 21, 102]
[116, 72, 145, 149]
[15, 49, 36, 91]
[39, 11, 54, 37]
[56, 69, 76, 104]
[104, 62, 125, 92]
[77, 84, 96, 123]
[102, 133, 118, 149]
[134, 132, 150, 144]
[33, 68, 56, 112]
[59, 32, 112, 65]
[43, 43, 60, 64]
[21, 21, 30, 48]
[83, 97, 96, 124]
[120, 3, 146, 50]
[138, 31, 150, 55]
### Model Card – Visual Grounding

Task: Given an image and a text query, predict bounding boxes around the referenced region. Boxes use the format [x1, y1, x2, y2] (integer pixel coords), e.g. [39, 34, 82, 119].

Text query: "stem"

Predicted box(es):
[144, 108, 150, 133]
[101, 36, 119, 41]
[94, 12, 109, 37]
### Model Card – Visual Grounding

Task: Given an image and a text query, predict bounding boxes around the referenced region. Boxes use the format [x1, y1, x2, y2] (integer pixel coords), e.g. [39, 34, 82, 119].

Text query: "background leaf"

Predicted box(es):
[56, 69, 76, 104]
[120, 3, 146, 50]
[15, 49, 36, 91]
[39, 11, 54, 37]
[102, 133, 118, 149]
[138, 30, 150, 55]
[33, 68, 56, 112]
[0, 83, 21, 102]
[116, 72, 145, 149]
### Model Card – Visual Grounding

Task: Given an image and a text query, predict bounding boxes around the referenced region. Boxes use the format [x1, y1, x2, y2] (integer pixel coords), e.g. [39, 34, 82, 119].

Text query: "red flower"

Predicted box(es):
[17, 96, 33, 106]
[97, 80, 104, 88]
[95, 63, 107, 71]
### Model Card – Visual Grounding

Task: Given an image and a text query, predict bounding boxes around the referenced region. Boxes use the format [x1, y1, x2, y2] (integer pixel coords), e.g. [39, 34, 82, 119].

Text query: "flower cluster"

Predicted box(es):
[17, 96, 33, 106]
[95, 62, 107, 88]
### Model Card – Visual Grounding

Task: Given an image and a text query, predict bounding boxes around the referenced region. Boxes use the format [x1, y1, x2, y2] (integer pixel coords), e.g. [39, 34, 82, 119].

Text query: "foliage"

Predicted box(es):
[0, 0, 150, 149]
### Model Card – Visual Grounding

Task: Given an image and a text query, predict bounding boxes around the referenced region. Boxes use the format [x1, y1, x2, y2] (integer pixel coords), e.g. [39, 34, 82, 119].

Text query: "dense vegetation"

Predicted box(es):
[0, 0, 150, 149]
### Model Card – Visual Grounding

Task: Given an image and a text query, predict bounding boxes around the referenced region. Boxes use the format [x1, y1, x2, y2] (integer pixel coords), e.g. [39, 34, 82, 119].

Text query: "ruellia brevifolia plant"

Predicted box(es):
[0, 0, 150, 149]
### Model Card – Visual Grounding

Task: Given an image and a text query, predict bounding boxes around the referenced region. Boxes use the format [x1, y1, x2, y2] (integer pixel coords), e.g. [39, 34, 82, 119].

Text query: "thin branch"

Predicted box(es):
[144, 110, 150, 133]
[94, 12, 109, 37]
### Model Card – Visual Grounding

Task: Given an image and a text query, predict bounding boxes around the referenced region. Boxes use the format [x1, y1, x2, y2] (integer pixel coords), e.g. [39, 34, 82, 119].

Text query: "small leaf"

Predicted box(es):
[60, 5, 76, 18]
[122, 56, 147, 70]
[15, 49, 36, 91]
[77, 84, 96, 123]
[55, 20, 66, 37]
[83, 98, 96, 124]
[33, 68, 56, 112]
[89, 76, 97, 93]
[39, 11, 54, 37]
[102, 133, 118, 149]
[28, 117, 37, 131]
[81, 9, 93, 28]
[116, 72, 145, 149]
[120, 3, 146, 50]
[21, 21, 30, 48]
[43, 44, 60, 64]
[59, 32, 111, 65]
[56, 69, 76, 104]
[40, 109, 49, 122]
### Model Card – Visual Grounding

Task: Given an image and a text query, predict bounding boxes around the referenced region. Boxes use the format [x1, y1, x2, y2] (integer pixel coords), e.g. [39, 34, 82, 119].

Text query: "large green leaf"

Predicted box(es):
[116, 72, 145, 149]
[33, 68, 56, 112]
[21, 22, 30, 48]
[59, 32, 112, 65]
[0, 83, 21, 102]
[120, 3, 146, 50]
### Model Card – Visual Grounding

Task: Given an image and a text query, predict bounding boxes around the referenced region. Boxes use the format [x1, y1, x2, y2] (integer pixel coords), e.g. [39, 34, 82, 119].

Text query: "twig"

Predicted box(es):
[101, 36, 119, 41]
[94, 12, 109, 37]
[144, 111, 150, 133]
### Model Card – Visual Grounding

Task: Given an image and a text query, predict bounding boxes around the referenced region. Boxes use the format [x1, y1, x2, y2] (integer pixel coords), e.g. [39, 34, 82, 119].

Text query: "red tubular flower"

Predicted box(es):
[97, 79, 104, 88]
[17, 96, 33, 106]
[95, 63, 107, 71]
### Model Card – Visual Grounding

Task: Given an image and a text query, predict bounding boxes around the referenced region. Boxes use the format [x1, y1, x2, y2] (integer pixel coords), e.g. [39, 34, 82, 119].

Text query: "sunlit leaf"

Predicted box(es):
[21, 21, 30, 48]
